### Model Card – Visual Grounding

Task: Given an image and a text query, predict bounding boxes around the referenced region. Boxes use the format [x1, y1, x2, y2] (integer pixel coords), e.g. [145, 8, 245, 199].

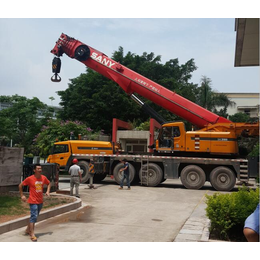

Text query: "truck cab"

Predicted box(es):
[47, 141, 71, 169]
[156, 122, 186, 153]
[156, 122, 239, 155]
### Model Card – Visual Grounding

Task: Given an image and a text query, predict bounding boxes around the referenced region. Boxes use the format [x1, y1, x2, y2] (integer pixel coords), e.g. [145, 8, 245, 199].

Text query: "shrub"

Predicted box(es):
[248, 142, 259, 157]
[205, 186, 259, 241]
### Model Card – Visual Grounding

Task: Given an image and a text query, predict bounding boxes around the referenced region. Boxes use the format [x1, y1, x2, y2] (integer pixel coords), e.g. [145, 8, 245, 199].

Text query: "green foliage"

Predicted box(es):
[0, 95, 52, 153]
[0, 195, 27, 215]
[197, 76, 235, 117]
[24, 153, 33, 158]
[35, 119, 98, 158]
[134, 121, 151, 131]
[248, 142, 259, 157]
[205, 187, 259, 241]
[228, 112, 250, 123]
[57, 71, 143, 134]
[58, 47, 199, 134]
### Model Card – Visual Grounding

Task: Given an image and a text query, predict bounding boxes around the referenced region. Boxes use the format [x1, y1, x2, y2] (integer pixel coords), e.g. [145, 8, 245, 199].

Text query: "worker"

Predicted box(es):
[119, 158, 130, 190]
[69, 158, 82, 198]
[19, 163, 51, 242]
[88, 159, 95, 189]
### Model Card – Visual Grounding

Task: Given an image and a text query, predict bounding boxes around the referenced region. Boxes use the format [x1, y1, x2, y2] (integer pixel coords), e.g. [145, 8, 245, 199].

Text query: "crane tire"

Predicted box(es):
[139, 163, 163, 187]
[180, 165, 206, 190]
[78, 160, 90, 183]
[210, 166, 236, 191]
[113, 162, 136, 185]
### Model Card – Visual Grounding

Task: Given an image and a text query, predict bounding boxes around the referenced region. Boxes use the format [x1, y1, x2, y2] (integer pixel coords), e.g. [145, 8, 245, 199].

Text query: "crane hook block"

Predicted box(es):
[51, 57, 61, 82]
[52, 57, 61, 73]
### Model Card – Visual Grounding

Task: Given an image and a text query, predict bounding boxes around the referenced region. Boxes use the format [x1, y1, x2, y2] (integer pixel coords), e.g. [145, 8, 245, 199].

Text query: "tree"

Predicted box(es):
[197, 76, 235, 117]
[58, 47, 198, 133]
[229, 112, 250, 122]
[0, 95, 52, 153]
[49, 96, 55, 106]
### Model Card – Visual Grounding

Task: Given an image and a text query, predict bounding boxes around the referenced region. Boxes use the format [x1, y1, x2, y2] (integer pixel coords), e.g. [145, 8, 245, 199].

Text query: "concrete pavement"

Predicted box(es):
[0, 177, 215, 242]
[59, 176, 213, 242]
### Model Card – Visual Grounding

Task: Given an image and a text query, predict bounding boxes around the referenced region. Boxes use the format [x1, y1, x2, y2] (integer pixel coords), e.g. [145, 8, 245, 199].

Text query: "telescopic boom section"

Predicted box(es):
[51, 33, 231, 128]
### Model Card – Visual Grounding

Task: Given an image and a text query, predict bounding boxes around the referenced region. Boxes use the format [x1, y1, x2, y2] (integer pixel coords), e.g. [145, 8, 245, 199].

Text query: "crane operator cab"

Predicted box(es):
[156, 122, 185, 153]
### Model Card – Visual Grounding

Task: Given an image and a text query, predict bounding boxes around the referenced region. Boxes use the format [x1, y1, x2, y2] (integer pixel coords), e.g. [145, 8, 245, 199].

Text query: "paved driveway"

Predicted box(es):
[0, 178, 216, 242]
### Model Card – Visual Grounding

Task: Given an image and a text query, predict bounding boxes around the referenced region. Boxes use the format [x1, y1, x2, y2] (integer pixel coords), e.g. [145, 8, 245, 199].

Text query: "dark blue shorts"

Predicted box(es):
[29, 203, 43, 223]
[244, 204, 259, 234]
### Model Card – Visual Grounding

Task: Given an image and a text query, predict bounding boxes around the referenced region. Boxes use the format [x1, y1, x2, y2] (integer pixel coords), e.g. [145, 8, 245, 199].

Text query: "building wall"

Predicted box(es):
[117, 130, 150, 153]
[0, 147, 24, 192]
[224, 93, 259, 118]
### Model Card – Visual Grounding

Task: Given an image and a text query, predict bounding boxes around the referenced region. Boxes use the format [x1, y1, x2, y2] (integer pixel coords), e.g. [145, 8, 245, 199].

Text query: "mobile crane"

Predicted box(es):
[49, 33, 259, 191]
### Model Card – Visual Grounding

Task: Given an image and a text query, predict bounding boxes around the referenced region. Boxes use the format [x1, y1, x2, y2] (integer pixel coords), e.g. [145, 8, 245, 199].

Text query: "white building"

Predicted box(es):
[224, 93, 259, 118]
[117, 130, 150, 153]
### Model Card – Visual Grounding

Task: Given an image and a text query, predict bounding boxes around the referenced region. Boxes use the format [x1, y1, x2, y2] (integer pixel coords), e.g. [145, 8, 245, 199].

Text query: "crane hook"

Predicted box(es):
[51, 73, 61, 82]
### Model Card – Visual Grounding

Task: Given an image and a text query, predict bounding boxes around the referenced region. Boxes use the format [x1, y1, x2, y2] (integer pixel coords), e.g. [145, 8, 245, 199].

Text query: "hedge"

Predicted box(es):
[205, 186, 259, 241]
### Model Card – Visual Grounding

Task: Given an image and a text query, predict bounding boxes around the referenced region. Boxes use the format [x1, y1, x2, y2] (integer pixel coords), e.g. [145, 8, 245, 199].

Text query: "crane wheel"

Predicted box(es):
[139, 163, 163, 187]
[113, 162, 136, 185]
[180, 165, 206, 190]
[209, 166, 236, 191]
[78, 161, 90, 183]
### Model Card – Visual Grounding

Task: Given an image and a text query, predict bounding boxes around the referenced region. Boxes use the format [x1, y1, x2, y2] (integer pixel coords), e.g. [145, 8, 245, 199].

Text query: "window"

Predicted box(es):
[52, 144, 69, 154]
[133, 145, 145, 153]
[244, 109, 250, 116]
[126, 145, 132, 153]
[162, 127, 172, 139]
[159, 126, 180, 148]
[173, 127, 180, 137]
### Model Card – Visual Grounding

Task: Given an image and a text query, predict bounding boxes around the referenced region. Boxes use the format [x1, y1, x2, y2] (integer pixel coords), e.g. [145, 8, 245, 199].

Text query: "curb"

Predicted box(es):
[174, 217, 210, 242]
[174, 194, 211, 242]
[0, 195, 82, 235]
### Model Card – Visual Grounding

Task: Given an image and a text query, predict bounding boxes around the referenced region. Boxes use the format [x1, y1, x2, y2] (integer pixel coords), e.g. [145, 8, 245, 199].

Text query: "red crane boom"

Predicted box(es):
[51, 33, 231, 128]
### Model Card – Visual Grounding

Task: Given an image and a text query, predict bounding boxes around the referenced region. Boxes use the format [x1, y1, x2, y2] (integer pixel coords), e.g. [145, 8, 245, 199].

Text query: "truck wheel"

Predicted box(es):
[113, 162, 136, 185]
[78, 161, 90, 183]
[210, 167, 236, 191]
[180, 165, 205, 190]
[161, 178, 167, 183]
[139, 163, 163, 187]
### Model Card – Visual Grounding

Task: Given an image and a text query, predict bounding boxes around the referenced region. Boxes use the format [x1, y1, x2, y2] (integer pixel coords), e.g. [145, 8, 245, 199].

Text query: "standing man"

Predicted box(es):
[19, 163, 51, 242]
[119, 158, 131, 190]
[88, 159, 95, 189]
[69, 158, 82, 198]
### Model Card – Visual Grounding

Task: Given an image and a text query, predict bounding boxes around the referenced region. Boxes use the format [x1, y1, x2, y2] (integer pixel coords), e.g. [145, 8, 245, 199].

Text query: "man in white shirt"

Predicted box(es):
[69, 158, 82, 198]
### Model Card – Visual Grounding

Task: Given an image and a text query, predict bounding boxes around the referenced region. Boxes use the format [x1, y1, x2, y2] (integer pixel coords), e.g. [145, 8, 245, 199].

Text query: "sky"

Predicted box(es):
[0, 2, 259, 109]
[0, 17, 259, 106]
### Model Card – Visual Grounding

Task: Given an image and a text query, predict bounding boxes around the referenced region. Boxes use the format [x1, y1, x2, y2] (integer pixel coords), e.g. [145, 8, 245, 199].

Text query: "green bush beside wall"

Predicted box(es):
[205, 187, 259, 241]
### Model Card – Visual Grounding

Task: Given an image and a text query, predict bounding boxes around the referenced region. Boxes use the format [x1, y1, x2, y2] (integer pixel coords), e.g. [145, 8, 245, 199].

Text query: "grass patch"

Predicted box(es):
[0, 195, 28, 216]
[0, 193, 75, 223]
[42, 197, 71, 209]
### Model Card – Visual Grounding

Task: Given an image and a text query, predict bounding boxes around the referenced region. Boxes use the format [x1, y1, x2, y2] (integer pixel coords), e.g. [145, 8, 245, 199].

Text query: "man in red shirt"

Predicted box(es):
[19, 163, 51, 242]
